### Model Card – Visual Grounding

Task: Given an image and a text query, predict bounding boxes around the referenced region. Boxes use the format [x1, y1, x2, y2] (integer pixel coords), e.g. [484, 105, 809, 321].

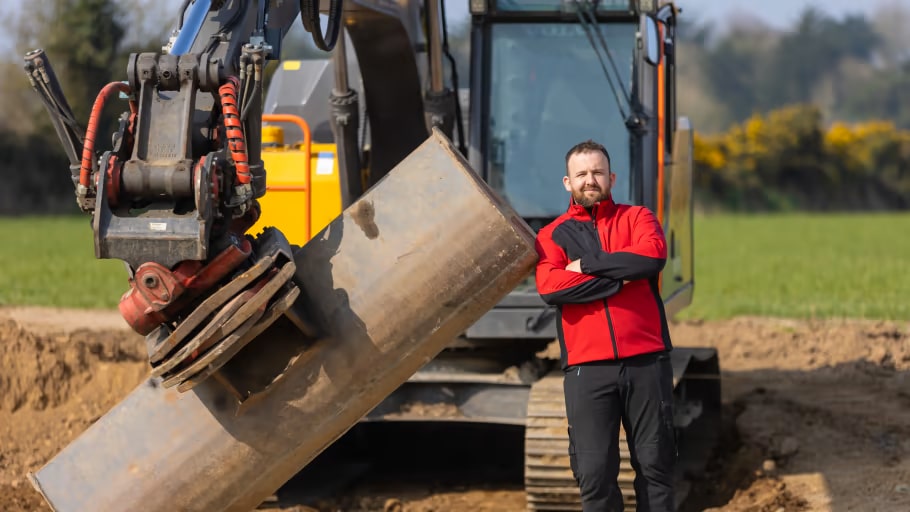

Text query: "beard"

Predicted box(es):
[572, 186, 607, 207]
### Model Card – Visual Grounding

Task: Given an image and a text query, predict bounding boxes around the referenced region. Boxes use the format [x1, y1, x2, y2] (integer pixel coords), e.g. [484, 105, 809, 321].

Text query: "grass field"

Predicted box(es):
[1, 213, 908, 320]
[0, 216, 127, 309]
[680, 212, 910, 321]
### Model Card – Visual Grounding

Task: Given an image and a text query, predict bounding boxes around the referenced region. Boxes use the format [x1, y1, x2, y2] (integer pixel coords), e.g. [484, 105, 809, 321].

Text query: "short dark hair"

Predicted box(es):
[565, 139, 611, 174]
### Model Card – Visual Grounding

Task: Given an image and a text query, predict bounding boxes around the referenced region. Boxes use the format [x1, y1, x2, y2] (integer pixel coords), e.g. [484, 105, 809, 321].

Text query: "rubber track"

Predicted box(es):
[524, 371, 637, 511]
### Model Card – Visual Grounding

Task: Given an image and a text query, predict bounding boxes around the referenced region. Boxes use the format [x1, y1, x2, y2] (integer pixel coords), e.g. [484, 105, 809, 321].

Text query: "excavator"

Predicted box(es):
[22, 0, 720, 510]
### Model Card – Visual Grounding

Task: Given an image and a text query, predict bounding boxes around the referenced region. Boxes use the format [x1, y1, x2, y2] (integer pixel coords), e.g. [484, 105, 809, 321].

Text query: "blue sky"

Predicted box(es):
[678, 0, 904, 28]
[2, 0, 906, 52]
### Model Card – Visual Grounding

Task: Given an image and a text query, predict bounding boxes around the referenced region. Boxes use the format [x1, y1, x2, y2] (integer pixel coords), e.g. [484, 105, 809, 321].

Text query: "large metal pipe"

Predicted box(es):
[29, 129, 537, 512]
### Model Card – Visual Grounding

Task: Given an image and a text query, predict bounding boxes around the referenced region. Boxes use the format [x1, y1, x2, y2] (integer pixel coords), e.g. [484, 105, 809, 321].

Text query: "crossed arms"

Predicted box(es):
[535, 207, 667, 306]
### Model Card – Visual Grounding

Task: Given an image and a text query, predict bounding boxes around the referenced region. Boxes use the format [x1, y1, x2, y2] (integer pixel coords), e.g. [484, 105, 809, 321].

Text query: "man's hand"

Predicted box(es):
[566, 259, 633, 285]
[566, 261, 626, 276]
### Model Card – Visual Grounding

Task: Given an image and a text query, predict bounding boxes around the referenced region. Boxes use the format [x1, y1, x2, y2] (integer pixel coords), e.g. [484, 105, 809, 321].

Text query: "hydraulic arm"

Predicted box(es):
[23, 0, 345, 391]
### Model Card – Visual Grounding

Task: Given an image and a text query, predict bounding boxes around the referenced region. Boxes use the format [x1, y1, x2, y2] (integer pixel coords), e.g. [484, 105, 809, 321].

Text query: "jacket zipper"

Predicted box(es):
[591, 210, 619, 359]
[603, 298, 619, 359]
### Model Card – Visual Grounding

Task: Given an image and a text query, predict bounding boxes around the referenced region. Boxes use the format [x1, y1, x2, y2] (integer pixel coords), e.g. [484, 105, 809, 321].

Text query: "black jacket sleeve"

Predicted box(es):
[580, 207, 668, 280]
[535, 228, 623, 305]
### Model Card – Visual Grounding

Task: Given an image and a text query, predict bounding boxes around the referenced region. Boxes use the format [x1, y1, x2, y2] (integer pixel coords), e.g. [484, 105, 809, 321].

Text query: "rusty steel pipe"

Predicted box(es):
[29, 129, 537, 512]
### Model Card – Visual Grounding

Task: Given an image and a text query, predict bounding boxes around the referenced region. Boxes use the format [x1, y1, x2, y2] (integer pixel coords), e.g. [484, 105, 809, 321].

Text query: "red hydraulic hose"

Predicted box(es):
[218, 77, 250, 185]
[80, 82, 137, 188]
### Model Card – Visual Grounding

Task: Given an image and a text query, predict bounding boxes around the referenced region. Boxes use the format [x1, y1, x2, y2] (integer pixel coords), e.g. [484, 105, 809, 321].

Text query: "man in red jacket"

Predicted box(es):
[535, 140, 676, 511]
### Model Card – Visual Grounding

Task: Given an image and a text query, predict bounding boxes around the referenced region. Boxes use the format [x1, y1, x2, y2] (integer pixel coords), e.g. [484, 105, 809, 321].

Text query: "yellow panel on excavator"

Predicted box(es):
[251, 120, 343, 246]
[307, 143, 344, 237]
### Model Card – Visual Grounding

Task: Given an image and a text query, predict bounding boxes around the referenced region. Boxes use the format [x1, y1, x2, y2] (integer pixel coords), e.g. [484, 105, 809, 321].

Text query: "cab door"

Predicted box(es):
[639, 8, 695, 316]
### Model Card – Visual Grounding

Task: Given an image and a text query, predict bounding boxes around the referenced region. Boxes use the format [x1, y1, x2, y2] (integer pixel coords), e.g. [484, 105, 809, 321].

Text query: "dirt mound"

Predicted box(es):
[673, 317, 910, 512]
[717, 477, 808, 512]
[671, 316, 910, 374]
[0, 309, 148, 510]
[2, 309, 909, 511]
[0, 483, 46, 511]
[0, 319, 145, 412]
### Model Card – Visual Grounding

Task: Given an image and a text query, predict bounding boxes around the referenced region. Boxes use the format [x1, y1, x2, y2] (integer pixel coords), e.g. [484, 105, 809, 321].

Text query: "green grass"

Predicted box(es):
[679, 212, 910, 321]
[0, 216, 127, 309]
[1, 213, 909, 320]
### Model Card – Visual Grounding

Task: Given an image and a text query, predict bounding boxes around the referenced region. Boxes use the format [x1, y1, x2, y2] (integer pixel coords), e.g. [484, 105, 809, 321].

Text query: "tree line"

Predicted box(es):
[0, 1, 906, 214]
[677, 4, 910, 134]
[677, 4, 910, 211]
[693, 104, 910, 211]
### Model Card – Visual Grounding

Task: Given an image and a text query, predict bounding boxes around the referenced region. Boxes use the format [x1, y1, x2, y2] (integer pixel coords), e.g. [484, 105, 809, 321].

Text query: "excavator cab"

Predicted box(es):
[468, 0, 695, 314]
[450, 2, 720, 508]
[477, 0, 638, 217]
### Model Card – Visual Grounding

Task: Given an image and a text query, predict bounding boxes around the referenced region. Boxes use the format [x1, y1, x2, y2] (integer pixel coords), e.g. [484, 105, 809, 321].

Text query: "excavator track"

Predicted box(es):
[525, 371, 637, 511]
[524, 349, 722, 511]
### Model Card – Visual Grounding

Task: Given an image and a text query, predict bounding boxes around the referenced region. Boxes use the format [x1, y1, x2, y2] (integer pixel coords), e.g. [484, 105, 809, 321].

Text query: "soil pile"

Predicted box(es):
[0, 309, 147, 511]
[0, 318, 145, 412]
[2, 308, 909, 511]
[673, 317, 910, 512]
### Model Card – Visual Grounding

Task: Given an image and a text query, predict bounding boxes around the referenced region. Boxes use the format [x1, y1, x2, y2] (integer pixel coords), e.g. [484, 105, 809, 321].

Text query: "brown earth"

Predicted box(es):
[0, 307, 148, 512]
[1, 307, 908, 511]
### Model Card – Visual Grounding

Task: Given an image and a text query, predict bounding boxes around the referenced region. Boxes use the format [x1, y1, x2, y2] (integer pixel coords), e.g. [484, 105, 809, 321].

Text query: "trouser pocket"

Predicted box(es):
[659, 399, 677, 459]
[657, 356, 678, 457]
[567, 426, 580, 485]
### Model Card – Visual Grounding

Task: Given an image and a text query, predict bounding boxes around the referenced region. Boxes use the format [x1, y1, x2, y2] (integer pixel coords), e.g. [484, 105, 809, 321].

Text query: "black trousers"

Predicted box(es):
[563, 351, 677, 512]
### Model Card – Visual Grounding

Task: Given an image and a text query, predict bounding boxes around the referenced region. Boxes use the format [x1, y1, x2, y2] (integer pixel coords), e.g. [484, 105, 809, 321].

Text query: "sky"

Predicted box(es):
[677, 0, 904, 29]
[2, 0, 907, 52]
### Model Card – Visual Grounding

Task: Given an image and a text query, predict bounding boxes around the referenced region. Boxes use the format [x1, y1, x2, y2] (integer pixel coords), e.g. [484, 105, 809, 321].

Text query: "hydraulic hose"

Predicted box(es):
[80, 82, 136, 189]
[218, 77, 251, 185]
[299, 0, 344, 51]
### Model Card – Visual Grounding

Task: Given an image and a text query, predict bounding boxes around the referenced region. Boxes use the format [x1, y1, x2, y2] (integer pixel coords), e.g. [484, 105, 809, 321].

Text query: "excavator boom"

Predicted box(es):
[21, 0, 359, 390]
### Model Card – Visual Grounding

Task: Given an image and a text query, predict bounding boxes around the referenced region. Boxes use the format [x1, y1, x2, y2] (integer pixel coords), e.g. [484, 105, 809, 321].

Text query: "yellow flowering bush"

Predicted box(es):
[693, 105, 910, 211]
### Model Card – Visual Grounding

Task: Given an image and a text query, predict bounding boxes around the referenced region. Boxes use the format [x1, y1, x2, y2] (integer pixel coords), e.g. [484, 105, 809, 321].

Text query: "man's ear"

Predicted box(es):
[610, 172, 616, 187]
[563, 175, 572, 192]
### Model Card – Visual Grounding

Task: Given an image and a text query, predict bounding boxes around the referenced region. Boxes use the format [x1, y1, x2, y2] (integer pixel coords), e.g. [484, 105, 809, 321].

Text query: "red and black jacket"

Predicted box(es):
[535, 197, 672, 368]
